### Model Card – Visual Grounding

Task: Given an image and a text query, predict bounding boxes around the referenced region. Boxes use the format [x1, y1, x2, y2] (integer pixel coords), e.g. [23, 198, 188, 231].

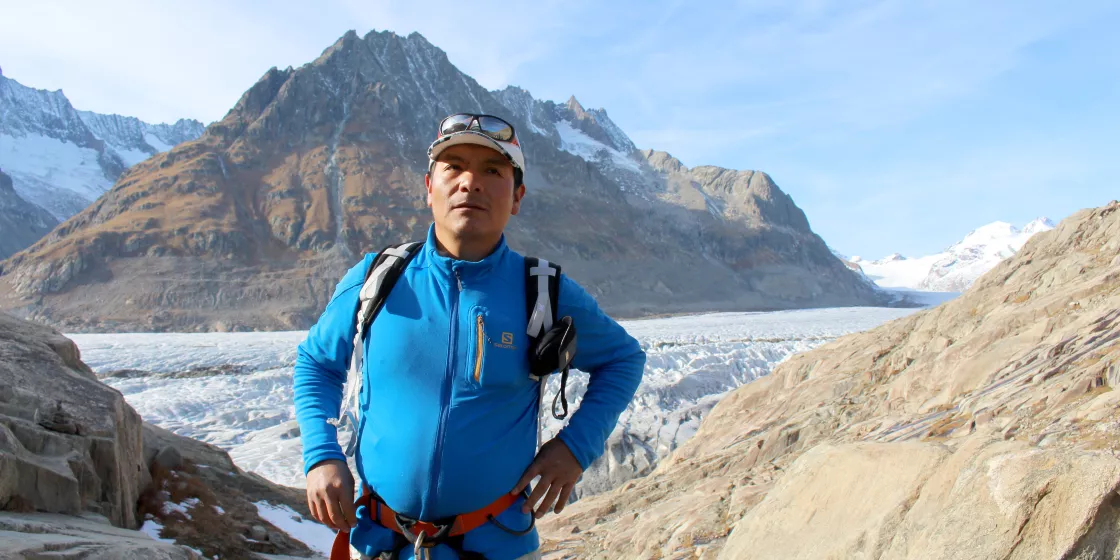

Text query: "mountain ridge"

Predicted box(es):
[1, 29, 882, 332]
[0, 70, 204, 258]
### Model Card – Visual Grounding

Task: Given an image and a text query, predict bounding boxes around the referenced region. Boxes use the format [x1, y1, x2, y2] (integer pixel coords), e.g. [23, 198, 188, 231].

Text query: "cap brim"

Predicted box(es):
[428, 131, 526, 172]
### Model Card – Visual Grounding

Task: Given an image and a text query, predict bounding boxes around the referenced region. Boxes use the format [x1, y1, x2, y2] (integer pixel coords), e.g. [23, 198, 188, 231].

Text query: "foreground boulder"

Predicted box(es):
[540, 201, 1120, 558]
[0, 313, 325, 558]
[0, 312, 145, 527]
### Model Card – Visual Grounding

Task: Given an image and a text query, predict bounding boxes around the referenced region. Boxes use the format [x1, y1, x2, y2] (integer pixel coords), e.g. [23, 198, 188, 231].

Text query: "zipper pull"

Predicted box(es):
[455, 270, 463, 291]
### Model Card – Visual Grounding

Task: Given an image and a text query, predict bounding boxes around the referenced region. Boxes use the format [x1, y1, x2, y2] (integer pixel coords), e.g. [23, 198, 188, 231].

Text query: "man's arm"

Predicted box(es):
[513, 275, 646, 516]
[293, 254, 373, 473]
[553, 275, 646, 469]
[293, 254, 374, 530]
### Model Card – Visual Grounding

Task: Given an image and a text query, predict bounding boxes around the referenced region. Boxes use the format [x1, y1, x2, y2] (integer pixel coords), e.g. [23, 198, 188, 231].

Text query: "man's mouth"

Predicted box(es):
[453, 202, 487, 211]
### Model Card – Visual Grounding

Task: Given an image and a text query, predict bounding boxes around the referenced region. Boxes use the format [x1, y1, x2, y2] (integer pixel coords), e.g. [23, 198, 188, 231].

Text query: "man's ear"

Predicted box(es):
[511, 184, 526, 216]
[425, 173, 434, 208]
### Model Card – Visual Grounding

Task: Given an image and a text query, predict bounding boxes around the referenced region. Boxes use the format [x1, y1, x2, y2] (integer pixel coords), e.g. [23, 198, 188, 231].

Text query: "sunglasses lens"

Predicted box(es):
[439, 114, 474, 136]
[476, 116, 515, 141]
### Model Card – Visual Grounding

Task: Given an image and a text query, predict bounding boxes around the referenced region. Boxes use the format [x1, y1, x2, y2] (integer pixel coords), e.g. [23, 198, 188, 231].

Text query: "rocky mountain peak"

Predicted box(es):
[0, 74, 100, 150]
[1023, 216, 1056, 235]
[566, 95, 587, 116]
[640, 149, 687, 174]
[688, 167, 811, 230]
[0, 30, 881, 331]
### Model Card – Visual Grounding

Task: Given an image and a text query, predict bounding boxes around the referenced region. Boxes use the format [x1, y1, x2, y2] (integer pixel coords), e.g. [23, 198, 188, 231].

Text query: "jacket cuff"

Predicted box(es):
[556, 428, 597, 471]
[303, 449, 347, 476]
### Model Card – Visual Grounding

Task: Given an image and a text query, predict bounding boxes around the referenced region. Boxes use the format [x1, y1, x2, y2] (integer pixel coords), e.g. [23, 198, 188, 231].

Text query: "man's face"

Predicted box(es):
[426, 143, 525, 242]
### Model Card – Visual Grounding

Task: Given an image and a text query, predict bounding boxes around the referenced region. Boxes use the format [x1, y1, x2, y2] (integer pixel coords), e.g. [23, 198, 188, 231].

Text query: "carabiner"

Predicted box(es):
[413, 530, 429, 560]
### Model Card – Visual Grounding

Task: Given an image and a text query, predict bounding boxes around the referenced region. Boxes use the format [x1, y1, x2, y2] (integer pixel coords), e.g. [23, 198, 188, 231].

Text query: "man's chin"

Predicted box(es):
[444, 220, 490, 238]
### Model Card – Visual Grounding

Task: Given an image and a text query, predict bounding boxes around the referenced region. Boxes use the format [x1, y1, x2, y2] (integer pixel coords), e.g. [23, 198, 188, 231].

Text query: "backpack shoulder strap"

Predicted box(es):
[524, 257, 560, 342]
[339, 241, 422, 457]
[357, 241, 424, 333]
[525, 257, 561, 450]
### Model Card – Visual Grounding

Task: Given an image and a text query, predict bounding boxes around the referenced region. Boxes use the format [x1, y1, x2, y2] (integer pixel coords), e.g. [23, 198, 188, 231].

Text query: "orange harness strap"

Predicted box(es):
[329, 487, 518, 559]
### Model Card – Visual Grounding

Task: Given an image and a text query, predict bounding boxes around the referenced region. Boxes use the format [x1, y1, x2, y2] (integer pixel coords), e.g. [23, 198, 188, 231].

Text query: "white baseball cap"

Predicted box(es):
[427, 113, 526, 173]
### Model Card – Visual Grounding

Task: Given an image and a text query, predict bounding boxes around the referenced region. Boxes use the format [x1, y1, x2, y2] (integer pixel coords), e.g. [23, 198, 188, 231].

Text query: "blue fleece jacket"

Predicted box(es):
[293, 225, 645, 558]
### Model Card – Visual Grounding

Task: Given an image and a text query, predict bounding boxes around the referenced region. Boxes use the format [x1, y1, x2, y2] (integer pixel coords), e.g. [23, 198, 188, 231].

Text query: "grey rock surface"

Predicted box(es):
[0, 512, 198, 560]
[0, 312, 145, 528]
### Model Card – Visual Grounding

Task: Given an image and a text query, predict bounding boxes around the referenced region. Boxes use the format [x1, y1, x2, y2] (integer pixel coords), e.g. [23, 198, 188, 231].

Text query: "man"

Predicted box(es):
[293, 113, 646, 559]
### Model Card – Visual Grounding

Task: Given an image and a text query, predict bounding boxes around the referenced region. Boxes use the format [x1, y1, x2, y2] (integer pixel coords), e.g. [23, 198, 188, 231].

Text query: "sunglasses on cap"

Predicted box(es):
[437, 113, 520, 146]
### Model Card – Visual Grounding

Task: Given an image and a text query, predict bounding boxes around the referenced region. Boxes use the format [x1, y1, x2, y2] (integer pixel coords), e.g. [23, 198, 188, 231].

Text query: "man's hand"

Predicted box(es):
[511, 438, 583, 518]
[306, 459, 357, 531]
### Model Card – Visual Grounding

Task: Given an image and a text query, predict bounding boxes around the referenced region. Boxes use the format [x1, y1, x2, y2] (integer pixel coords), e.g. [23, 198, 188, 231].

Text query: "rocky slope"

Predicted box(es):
[0, 69, 203, 256]
[538, 201, 1120, 558]
[0, 30, 882, 332]
[0, 312, 326, 558]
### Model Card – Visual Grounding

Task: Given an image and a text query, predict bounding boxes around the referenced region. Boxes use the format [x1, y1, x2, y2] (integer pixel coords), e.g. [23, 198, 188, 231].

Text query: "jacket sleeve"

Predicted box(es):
[554, 276, 646, 470]
[293, 254, 375, 475]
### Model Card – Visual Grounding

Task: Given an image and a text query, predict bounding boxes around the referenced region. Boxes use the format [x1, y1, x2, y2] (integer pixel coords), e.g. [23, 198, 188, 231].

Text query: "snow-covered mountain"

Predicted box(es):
[493, 88, 646, 190]
[70, 307, 916, 500]
[852, 218, 1055, 292]
[76, 110, 204, 167]
[0, 68, 203, 253]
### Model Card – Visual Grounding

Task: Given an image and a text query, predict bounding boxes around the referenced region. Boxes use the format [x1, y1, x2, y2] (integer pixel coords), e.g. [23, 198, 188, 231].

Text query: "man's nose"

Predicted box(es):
[456, 171, 482, 191]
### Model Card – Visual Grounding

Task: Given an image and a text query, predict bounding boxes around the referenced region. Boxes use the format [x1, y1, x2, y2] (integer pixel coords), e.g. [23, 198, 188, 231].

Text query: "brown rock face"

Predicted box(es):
[137, 423, 317, 558]
[0, 312, 145, 528]
[538, 201, 1120, 558]
[0, 30, 881, 332]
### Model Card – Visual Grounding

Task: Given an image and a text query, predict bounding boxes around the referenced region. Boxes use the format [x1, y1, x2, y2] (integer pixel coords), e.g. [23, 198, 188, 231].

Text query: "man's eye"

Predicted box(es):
[446, 163, 461, 171]
[487, 168, 502, 175]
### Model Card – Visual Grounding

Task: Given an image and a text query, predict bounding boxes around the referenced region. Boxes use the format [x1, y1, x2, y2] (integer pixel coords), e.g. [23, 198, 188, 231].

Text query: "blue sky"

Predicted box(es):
[2, 0, 1117, 259]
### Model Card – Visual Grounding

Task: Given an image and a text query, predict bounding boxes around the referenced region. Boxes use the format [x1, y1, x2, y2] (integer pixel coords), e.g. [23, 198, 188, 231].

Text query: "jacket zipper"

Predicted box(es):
[428, 269, 461, 510]
[474, 313, 484, 382]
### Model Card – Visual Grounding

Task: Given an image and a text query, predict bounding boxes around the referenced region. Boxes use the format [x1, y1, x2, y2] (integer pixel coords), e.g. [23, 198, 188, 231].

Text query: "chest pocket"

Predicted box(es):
[467, 305, 530, 388]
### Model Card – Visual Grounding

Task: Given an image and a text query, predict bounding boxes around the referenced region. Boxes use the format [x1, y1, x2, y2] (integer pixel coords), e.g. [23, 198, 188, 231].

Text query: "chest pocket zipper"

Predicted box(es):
[474, 313, 485, 382]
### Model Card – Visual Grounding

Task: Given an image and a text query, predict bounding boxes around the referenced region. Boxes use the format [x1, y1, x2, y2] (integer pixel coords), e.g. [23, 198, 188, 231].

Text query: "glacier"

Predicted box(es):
[71, 306, 917, 498]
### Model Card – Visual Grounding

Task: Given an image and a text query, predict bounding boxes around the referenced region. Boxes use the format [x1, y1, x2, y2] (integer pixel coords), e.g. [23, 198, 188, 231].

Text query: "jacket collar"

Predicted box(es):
[422, 224, 508, 278]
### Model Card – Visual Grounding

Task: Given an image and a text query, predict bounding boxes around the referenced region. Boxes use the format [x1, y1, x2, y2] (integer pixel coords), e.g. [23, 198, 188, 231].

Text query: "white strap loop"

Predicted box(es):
[526, 260, 557, 338]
